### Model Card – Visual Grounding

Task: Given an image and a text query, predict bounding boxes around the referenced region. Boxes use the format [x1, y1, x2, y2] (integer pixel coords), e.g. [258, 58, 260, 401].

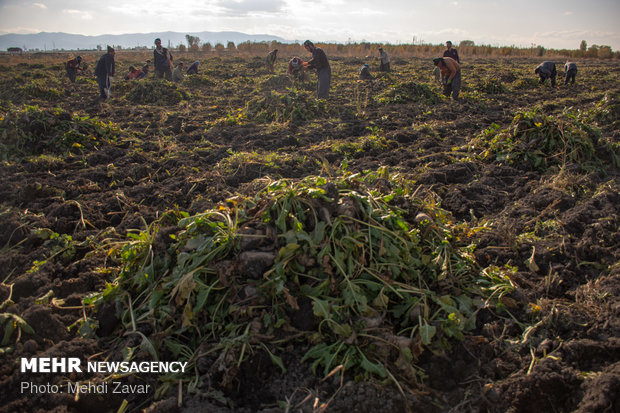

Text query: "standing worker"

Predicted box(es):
[94, 47, 115, 100]
[153, 38, 173, 80]
[433, 57, 461, 100]
[535, 61, 557, 87]
[564, 60, 578, 85]
[303, 40, 331, 99]
[266, 49, 278, 72]
[378, 47, 390, 72]
[443, 41, 460, 63]
[65, 55, 83, 83]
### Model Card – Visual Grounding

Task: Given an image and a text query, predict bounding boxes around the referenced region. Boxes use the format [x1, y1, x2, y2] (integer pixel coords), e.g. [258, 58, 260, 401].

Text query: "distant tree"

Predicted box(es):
[460, 40, 475, 47]
[227, 41, 236, 51]
[202, 42, 212, 52]
[579, 40, 587, 52]
[598, 45, 613, 59]
[236, 41, 249, 52]
[186, 35, 200, 51]
[236, 41, 268, 54]
[587, 44, 599, 58]
[214, 43, 225, 52]
[178, 44, 187, 52]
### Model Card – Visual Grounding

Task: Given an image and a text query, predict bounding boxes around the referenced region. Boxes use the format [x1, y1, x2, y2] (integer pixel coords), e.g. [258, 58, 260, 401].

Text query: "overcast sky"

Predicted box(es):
[1, 0, 619, 49]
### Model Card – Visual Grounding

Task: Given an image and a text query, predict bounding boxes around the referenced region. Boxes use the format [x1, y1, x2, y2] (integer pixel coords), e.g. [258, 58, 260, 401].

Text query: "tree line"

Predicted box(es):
[170, 36, 619, 60]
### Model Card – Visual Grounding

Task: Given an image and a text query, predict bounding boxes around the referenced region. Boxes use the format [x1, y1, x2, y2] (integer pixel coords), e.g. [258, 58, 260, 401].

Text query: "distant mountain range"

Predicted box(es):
[0, 31, 289, 51]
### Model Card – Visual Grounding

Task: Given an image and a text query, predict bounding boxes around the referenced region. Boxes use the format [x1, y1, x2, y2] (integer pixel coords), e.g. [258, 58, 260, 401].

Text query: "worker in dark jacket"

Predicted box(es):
[303, 40, 331, 99]
[65, 56, 83, 83]
[443, 41, 460, 63]
[359, 64, 373, 80]
[94, 47, 115, 100]
[564, 60, 577, 85]
[138, 60, 150, 79]
[535, 61, 557, 87]
[186, 61, 199, 75]
[153, 38, 173, 80]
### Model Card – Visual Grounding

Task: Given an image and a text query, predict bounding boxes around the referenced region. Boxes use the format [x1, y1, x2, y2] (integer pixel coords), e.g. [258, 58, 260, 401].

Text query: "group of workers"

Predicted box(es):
[65, 39, 203, 100]
[66, 38, 580, 102]
[535, 60, 578, 87]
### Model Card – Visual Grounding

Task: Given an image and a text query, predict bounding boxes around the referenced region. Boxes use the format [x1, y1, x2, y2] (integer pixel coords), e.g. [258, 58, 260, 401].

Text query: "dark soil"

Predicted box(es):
[0, 53, 618, 412]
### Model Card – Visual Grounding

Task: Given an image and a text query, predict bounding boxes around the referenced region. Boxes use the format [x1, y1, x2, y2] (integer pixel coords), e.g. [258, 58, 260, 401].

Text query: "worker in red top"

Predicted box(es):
[65, 56, 83, 83]
[433, 57, 461, 100]
[125, 66, 142, 80]
[288, 57, 306, 81]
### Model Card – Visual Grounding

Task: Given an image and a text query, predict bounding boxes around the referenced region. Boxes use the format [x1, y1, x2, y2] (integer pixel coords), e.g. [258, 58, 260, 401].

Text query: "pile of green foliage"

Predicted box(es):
[512, 77, 540, 90]
[0, 74, 64, 103]
[20, 79, 66, 101]
[375, 82, 441, 104]
[125, 79, 190, 105]
[476, 77, 510, 94]
[245, 89, 329, 125]
[476, 109, 617, 170]
[92, 172, 499, 395]
[259, 75, 294, 92]
[183, 74, 217, 88]
[590, 92, 620, 129]
[0, 105, 120, 161]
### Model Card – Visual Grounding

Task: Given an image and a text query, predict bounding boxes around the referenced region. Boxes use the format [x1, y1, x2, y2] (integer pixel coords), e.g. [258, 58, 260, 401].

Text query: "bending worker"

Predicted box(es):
[535, 61, 557, 87]
[433, 57, 461, 100]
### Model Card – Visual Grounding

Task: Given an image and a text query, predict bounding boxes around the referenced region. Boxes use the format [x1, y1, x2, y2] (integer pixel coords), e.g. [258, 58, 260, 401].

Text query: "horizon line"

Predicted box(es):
[0, 30, 616, 52]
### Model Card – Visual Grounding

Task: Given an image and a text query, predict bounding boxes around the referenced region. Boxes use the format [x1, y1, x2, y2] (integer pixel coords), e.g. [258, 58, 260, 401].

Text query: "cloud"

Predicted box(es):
[62, 9, 94, 20]
[418, 28, 468, 37]
[564, 11, 573, 15]
[484, 29, 620, 49]
[32, 3, 47, 9]
[214, 0, 286, 15]
[106, 0, 286, 19]
[532, 29, 620, 40]
[349, 8, 386, 16]
[0, 27, 41, 35]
